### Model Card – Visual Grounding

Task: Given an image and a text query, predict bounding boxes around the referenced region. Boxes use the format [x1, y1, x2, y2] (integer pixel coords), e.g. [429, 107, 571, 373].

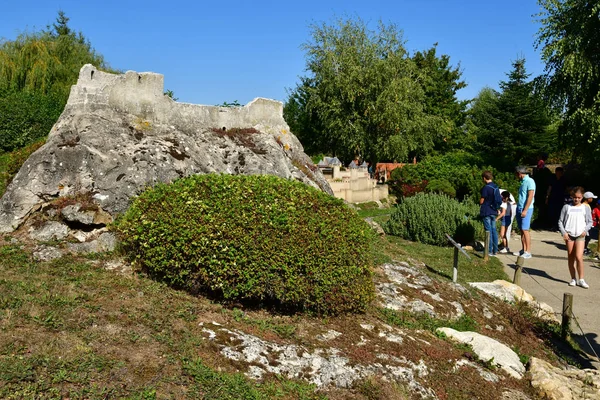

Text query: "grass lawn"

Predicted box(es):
[374, 235, 509, 285]
[0, 245, 323, 399]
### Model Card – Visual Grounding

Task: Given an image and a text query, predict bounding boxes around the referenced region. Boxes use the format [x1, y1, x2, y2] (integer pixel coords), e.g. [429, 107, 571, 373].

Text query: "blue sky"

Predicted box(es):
[1, 0, 546, 107]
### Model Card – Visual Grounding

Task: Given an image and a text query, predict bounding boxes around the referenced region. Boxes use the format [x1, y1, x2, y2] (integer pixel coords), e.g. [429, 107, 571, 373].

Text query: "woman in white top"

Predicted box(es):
[558, 186, 593, 288]
[497, 190, 516, 253]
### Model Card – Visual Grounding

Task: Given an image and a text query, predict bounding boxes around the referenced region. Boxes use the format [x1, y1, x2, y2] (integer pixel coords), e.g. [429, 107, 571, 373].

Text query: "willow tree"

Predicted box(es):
[0, 11, 113, 151]
[285, 18, 442, 163]
[536, 0, 600, 161]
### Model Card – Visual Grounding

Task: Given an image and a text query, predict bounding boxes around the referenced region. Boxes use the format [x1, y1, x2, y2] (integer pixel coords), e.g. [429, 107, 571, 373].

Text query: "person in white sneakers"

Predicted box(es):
[558, 186, 593, 288]
[513, 166, 536, 259]
[497, 190, 516, 254]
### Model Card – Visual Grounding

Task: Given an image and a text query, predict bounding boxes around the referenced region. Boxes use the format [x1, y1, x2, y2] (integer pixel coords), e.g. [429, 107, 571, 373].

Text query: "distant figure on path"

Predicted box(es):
[514, 166, 536, 259]
[479, 170, 500, 256]
[546, 167, 567, 230]
[583, 191, 597, 255]
[558, 186, 593, 288]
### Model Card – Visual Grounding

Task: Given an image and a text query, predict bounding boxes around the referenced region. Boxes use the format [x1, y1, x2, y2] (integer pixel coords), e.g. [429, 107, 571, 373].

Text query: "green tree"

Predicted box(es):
[468, 59, 553, 168]
[536, 0, 600, 161]
[0, 11, 114, 151]
[412, 44, 470, 152]
[285, 18, 441, 163]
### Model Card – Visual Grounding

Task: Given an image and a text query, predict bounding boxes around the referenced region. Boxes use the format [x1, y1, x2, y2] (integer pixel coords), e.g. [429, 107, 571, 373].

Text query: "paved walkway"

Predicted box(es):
[497, 230, 600, 364]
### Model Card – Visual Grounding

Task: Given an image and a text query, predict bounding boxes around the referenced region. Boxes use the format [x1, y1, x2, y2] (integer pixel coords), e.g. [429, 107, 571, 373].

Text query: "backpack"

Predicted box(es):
[492, 185, 503, 210]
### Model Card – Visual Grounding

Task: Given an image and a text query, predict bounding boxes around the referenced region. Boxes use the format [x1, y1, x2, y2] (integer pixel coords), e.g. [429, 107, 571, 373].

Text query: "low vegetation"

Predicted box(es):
[384, 192, 483, 246]
[114, 174, 375, 315]
[0, 138, 46, 197]
[0, 228, 588, 399]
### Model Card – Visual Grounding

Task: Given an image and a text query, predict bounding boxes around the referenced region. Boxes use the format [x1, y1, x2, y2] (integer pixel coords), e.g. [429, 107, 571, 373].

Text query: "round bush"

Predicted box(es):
[426, 179, 456, 198]
[114, 174, 375, 315]
[383, 192, 481, 246]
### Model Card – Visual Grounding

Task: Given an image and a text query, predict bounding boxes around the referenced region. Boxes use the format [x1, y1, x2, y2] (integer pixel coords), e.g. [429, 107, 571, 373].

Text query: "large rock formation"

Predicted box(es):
[0, 64, 331, 232]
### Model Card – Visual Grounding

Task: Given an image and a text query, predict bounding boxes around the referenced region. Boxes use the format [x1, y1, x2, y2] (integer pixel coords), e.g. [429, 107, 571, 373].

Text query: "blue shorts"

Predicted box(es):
[501, 215, 512, 227]
[516, 208, 533, 230]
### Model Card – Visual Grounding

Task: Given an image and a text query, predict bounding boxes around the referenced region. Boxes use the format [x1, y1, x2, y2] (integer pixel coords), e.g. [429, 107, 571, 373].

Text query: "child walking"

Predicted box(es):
[497, 191, 515, 254]
[558, 187, 593, 288]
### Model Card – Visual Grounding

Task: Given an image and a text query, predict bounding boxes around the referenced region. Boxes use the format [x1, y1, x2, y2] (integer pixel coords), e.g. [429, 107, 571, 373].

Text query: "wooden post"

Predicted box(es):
[513, 257, 524, 286]
[453, 247, 459, 283]
[597, 235, 600, 254]
[484, 231, 490, 261]
[561, 292, 573, 339]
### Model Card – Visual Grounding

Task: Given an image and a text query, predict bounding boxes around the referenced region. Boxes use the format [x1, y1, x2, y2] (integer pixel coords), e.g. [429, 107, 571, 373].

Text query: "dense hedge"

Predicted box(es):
[388, 151, 520, 202]
[114, 174, 375, 315]
[426, 179, 456, 198]
[0, 89, 64, 152]
[384, 192, 482, 246]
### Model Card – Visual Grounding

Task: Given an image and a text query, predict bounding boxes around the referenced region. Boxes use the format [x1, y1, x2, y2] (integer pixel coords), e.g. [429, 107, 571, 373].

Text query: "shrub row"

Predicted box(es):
[114, 174, 375, 315]
[384, 192, 483, 246]
[388, 151, 520, 203]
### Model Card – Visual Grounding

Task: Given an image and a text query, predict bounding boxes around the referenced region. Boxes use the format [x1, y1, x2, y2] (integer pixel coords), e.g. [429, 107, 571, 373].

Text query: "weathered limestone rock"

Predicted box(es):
[67, 232, 117, 254]
[28, 221, 69, 242]
[469, 280, 560, 323]
[470, 280, 534, 303]
[33, 245, 63, 262]
[364, 217, 385, 236]
[436, 327, 526, 379]
[0, 64, 332, 232]
[377, 262, 465, 320]
[61, 205, 96, 225]
[199, 322, 436, 398]
[528, 357, 600, 399]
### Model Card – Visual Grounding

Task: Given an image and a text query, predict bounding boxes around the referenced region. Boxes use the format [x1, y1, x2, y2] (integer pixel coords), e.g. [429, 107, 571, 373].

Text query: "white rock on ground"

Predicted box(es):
[469, 280, 560, 323]
[436, 327, 526, 379]
[202, 324, 437, 399]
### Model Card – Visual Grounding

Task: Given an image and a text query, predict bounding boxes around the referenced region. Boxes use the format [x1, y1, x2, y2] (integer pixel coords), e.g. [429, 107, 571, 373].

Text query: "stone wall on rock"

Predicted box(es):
[0, 64, 331, 233]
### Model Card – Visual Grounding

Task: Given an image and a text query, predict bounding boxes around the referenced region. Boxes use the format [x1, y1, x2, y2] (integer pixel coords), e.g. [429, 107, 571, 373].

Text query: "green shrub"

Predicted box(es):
[114, 174, 375, 315]
[387, 152, 520, 204]
[0, 138, 46, 197]
[426, 179, 456, 198]
[383, 193, 482, 246]
[0, 89, 64, 152]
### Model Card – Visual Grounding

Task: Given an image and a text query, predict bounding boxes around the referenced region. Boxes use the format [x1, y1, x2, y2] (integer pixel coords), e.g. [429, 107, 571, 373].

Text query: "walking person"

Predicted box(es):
[514, 166, 536, 258]
[480, 171, 500, 256]
[497, 191, 516, 254]
[583, 191, 597, 255]
[546, 167, 567, 231]
[558, 187, 593, 288]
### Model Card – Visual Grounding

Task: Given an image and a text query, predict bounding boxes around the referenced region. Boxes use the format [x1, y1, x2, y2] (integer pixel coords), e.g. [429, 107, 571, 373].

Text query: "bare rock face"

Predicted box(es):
[0, 64, 331, 232]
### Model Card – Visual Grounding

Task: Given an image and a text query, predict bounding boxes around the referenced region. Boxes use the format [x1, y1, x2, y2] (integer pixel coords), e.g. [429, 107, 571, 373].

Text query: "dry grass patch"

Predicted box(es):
[0, 231, 592, 399]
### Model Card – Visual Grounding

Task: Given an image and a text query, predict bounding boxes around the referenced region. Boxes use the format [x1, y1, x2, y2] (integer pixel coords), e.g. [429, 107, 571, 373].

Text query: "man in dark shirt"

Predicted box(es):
[546, 167, 566, 231]
[480, 170, 499, 255]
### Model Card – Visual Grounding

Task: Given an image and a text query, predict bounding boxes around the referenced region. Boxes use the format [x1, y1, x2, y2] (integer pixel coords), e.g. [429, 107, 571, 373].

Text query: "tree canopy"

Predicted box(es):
[285, 18, 461, 163]
[0, 10, 111, 98]
[0, 11, 114, 152]
[536, 0, 600, 161]
[411, 44, 469, 152]
[467, 58, 554, 168]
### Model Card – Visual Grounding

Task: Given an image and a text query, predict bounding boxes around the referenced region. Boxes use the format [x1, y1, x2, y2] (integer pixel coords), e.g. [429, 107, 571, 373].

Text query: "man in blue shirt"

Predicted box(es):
[480, 170, 499, 256]
[514, 166, 536, 258]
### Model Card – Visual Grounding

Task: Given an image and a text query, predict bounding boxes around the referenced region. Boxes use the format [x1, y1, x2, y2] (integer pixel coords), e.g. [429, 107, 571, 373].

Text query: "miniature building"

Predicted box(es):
[318, 158, 388, 203]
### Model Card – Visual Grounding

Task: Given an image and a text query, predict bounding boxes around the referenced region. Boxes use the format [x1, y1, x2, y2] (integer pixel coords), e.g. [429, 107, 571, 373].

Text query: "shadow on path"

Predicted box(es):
[506, 263, 569, 284]
[541, 240, 567, 251]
